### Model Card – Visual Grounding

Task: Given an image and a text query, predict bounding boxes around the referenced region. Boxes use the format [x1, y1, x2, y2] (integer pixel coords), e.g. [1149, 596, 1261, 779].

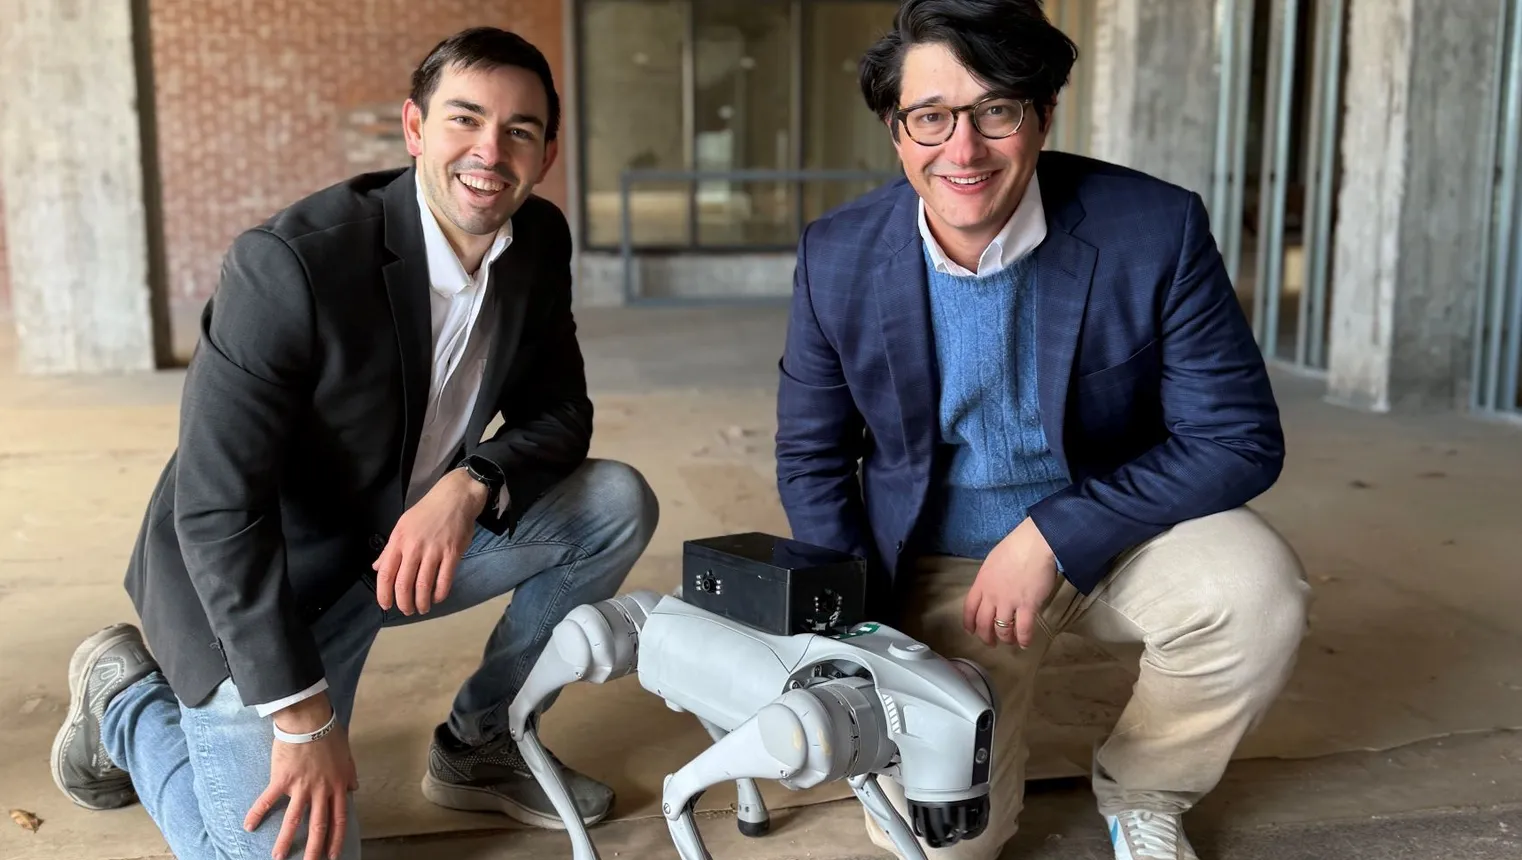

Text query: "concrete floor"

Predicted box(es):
[361, 731, 1522, 859]
[3, 305, 1522, 860]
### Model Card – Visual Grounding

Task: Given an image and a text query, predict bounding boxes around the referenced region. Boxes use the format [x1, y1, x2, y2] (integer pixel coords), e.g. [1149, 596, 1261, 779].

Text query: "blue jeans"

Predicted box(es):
[100, 458, 658, 860]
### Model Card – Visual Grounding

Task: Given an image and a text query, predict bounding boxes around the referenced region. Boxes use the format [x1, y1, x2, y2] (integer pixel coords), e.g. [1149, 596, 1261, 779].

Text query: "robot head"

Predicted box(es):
[903, 709, 994, 845]
[801, 631, 998, 849]
[876, 654, 996, 847]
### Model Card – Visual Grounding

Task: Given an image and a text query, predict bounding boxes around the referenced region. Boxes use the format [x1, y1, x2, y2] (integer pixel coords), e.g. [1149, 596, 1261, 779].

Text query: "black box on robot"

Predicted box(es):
[681, 532, 869, 637]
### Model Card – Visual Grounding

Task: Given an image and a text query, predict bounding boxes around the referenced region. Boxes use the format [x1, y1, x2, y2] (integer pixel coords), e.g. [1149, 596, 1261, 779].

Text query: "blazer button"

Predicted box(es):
[369, 534, 386, 551]
[895, 540, 904, 553]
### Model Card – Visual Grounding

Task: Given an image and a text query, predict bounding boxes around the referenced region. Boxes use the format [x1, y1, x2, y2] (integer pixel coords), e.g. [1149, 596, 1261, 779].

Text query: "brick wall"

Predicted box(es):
[148, 0, 567, 353]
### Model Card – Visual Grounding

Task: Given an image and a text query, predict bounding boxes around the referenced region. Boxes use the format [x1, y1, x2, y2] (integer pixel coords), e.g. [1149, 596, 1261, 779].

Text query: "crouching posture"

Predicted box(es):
[52, 27, 658, 860]
[773, 3, 1310, 858]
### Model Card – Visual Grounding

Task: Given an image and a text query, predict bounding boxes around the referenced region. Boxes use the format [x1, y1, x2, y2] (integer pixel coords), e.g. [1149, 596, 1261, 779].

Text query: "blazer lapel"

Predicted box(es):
[1031, 171, 1097, 472]
[873, 184, 938, 468]
[467, 234, 533, 448]
[381, 169, 432, 497]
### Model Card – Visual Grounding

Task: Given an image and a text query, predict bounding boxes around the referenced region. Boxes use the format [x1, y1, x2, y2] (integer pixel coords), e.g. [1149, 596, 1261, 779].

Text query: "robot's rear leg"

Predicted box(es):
[697, 716, 771, 837]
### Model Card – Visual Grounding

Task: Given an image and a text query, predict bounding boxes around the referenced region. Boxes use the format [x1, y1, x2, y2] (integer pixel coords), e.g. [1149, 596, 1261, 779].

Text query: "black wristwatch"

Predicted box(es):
[461, 455, 505, 511]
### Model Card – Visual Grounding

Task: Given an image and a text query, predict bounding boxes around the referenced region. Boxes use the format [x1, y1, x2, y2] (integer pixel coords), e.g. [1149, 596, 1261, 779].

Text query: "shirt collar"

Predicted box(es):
[415, 173, 513, 298]
[918, 172, 1047, 277]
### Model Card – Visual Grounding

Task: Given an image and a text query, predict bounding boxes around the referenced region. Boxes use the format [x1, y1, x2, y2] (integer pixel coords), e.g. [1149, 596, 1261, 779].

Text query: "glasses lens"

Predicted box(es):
[974, 99, 1024, 138]
[904, 106, 954, 143]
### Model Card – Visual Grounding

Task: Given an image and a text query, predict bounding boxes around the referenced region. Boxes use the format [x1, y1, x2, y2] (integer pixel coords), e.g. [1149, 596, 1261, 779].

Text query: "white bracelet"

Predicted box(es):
[273, 710, 338, 745]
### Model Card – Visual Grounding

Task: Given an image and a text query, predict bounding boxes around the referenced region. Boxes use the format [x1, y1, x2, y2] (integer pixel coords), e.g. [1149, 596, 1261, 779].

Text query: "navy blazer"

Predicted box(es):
[774, 151, 1283, 610]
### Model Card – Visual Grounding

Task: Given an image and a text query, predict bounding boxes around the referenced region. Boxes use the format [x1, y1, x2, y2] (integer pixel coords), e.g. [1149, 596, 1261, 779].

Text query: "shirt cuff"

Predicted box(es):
[253, 678, 329, 718]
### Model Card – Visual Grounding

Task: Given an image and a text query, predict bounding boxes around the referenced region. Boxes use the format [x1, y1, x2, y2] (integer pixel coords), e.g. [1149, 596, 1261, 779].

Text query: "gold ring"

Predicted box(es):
[993, 618, 1012, 628]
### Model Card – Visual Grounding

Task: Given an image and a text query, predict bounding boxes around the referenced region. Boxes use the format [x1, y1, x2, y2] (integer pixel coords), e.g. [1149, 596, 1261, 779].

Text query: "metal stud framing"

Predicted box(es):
[1474, 0, 1522, 418]
[1213, 0, 1345, 371]
[1295, 0, 1345, 369]
[1209, 0, 1255, 292]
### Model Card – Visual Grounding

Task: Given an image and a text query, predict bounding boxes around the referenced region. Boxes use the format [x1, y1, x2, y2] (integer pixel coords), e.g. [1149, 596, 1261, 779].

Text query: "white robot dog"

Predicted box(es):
[504, 533, 998, 860]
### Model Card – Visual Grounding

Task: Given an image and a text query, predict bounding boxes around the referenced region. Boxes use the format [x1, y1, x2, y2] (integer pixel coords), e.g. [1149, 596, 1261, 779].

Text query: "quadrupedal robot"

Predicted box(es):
[505, 532, 998, 860]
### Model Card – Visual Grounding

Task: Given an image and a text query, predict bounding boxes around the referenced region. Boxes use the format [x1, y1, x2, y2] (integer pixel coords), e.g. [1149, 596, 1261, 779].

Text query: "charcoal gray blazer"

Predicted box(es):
[124, 166, 593, 708]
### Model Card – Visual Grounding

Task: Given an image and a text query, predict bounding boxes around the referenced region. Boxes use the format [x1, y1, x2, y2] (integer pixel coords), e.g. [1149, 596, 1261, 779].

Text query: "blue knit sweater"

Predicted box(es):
[918, 247, 1071, 558]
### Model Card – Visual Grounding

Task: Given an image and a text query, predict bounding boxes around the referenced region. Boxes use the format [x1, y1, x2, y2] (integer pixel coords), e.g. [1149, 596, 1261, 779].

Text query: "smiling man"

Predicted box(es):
[51, 27, 658, 860]
[774, 2, 1310, 859]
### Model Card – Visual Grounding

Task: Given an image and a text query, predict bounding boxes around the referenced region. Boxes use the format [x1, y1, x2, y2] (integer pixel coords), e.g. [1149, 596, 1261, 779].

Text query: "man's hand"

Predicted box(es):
[245, 693, 358, 860]
[963, 518, 1061, 648]
[373, 468, 488, 614]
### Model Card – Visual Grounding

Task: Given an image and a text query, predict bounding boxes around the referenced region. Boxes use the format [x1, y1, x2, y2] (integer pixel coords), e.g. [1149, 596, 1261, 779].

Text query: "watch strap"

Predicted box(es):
[463, 456, 504, 509]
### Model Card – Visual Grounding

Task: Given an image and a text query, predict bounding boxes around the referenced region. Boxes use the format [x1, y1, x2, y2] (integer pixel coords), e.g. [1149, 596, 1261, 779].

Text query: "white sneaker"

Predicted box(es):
[1105, 810, 1200, 860]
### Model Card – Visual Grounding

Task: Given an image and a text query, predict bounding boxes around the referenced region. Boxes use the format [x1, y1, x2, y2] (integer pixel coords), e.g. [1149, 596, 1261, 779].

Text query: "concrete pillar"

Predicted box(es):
[1326, 0, 1509, 412]
[1086, 0, 1221, 197]
[0, 0, 159, 374]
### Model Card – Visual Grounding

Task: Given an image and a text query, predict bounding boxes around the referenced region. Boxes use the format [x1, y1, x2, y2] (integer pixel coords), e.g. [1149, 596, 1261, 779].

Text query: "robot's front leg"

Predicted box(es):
[849, 773, 929, 860]
[661, 701, 812, 860]
[695, 717, 770, 837]
[505, 590, 660, 860]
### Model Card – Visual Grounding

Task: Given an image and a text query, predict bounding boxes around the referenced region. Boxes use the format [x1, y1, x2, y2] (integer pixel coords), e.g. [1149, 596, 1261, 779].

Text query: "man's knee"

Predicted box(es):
[580, 458, 660, 546]
[1174, 507, 1310, 668]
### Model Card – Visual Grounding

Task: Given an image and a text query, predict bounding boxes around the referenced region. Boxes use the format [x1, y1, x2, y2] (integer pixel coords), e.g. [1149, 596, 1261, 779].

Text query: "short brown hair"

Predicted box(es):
[409, 27, 561, 141]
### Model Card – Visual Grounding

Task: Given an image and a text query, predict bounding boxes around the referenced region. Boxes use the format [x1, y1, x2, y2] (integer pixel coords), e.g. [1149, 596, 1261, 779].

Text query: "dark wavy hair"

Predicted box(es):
[410, 27, 561, 142]
[860, 0, 1078, 137]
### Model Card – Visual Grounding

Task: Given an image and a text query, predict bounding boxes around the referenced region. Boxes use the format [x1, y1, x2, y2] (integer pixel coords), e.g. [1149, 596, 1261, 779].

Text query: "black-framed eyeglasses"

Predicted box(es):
[893, 96, 1030, 146]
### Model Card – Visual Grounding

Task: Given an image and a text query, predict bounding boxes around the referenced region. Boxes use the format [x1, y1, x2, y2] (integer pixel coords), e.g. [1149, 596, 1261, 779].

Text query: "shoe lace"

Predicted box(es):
[471, 733, 569, 775]
[1115, 810, 1182, 857]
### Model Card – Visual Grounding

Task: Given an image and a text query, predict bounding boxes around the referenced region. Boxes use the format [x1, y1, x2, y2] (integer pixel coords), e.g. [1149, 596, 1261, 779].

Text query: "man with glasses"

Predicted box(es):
[773, 2, 1309, 859]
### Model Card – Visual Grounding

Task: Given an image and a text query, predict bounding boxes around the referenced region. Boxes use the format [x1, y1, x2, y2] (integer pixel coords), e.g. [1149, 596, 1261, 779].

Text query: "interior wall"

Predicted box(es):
[1087, 0, 1221, 197]
[1326, 0, 1507, 411]
[146, 0, 568, 362]
[0, 0, 157, 374]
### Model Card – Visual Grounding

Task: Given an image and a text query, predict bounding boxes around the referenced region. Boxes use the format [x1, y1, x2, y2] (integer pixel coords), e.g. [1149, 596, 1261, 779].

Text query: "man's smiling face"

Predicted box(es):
[891, 42, 1047, 257]
[403, 61, 559, 242]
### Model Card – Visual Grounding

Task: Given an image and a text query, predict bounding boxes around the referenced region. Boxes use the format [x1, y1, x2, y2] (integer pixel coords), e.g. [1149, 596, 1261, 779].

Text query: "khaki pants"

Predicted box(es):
[865, 507, 1311, 859]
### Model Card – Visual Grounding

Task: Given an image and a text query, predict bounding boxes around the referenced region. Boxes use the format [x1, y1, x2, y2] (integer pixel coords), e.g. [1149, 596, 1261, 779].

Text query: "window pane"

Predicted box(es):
[803, 2, 902, 223]
[692, 0, 796, 246]
[581, 0, 691, 247]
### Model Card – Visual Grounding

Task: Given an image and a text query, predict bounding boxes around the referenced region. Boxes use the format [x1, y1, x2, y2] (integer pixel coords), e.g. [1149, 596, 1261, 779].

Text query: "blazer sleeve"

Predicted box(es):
[1028, 191, 1285, 592]
[173, 227, 324, 707]
[472, 205, 593, 535]
[775, 222, 872, 560]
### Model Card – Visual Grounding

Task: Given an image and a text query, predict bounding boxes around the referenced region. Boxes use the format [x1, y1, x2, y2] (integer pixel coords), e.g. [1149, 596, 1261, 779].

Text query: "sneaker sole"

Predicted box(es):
[50, 624, 140, 810]
[420, 772, 610, 830]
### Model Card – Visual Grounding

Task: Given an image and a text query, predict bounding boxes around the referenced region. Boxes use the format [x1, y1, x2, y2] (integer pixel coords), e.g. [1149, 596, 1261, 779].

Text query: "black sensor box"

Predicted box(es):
[681, 532, 868, 637]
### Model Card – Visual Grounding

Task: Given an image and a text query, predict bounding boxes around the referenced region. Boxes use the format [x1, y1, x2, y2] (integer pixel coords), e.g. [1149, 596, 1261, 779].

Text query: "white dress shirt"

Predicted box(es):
[918, 173, 1047, 276]
[254, 176, 513, 719]
[405, 179, 513, 509]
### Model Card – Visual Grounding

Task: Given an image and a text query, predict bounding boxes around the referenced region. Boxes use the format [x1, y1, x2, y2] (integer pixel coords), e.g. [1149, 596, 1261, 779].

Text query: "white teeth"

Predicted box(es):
[459, 175, 504, 193]
[945, 174, 990, 186]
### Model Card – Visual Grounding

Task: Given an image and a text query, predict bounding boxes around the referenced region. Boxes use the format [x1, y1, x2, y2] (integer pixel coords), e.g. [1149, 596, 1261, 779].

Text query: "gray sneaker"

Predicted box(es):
[421, 723, 615, 829]
[51, 623, 158, 810]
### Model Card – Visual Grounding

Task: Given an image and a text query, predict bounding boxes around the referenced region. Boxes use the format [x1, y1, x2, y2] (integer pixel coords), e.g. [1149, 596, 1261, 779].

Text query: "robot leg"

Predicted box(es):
[661, 698, 809, 860]
[696, 717, 770, 837]
[850, 772, 931, 860]
[659, 685, 928, 860]
[505, 590, 662, 860]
